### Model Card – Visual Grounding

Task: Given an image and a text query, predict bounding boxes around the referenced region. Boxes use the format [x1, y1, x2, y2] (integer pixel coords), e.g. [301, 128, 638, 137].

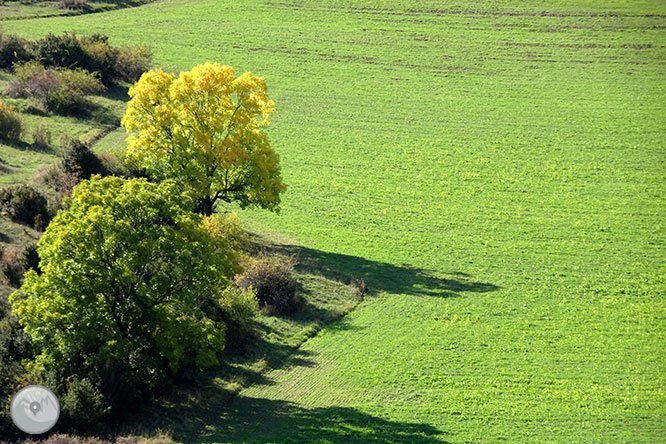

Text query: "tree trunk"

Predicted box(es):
[195, 196, 215, 216]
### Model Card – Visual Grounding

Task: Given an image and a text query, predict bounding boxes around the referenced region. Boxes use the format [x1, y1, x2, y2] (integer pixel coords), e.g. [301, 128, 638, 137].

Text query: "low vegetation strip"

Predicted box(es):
[0, 1, 156, 22]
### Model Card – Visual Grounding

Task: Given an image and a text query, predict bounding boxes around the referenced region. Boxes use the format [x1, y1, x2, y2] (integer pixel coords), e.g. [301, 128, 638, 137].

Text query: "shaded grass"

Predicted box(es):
[112, 233, 365, 441]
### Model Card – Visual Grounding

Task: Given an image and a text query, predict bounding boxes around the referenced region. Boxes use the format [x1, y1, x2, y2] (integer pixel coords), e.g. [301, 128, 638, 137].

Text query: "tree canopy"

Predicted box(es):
[10, 176, 240, 403]
[121, 62, 287, 215]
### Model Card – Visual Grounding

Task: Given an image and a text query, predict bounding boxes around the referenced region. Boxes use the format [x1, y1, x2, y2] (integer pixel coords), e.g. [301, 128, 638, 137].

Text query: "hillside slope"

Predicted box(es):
[3, 1, 665, 443]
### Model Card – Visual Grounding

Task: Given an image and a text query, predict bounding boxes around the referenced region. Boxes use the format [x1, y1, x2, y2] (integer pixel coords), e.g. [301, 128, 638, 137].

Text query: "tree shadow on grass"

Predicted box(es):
[169, 395, 450, 444]
[124, 238, 488, 442]
[0, 139, 32, 152]
[254, 236, 499, 299]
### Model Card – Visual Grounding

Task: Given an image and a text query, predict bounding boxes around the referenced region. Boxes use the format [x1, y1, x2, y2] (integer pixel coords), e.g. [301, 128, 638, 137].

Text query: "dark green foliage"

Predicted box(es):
[60, 0, 90, 10]
[79, 34, 119, 87]
[236, 256, 302, 315]
[61, 138, 107, 179]
[0, 308, 33, 437]
[1, 31, 152, 92]
[21, 243, 41, 275]
[1, 261, 23, 287]
[33, 31, 150, 86]
[0, 312, 33, 370]
[62, 378, 110, 432]
[0, 34, 34, 70]
[0, 184, 50, 229]
[11, 177, 240, 418]
[36, 32, 91, 71]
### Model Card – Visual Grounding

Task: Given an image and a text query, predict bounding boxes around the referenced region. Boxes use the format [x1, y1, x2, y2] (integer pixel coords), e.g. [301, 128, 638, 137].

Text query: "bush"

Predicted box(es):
[21, 243, 41, 275]
[62, 378, 109, 432]
[0, 313, 32, 437]
[115, 45, 152, 83]
[0, 34, 34, 70]
[0, 100, 21, 142]
[2, 261, 23, 288]
[35, 32, 90, 71]
[8, 62, 103, 115]
[61, 138, 107, 179]
[45, 87, 87, 115]
[3, 31, 152, 87]
[1, 247, 23, 288]
[47, 67, 104, 114]
[0, 184, 50, 229]
[32, 123, 52, 150]
[217, 285, 258, 348]
[79, 34, 118, 86]
[34, 31, 149, 86]
[7, 61, 60, 106]
[60, 0, 90, 10]
[33, 164, 81, 200]
[235, 256, 302, 315]
[203, 212, 251, 255]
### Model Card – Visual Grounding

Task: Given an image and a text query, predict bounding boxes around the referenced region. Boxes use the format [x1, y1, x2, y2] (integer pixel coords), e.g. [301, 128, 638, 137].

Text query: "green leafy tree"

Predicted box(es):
[122, 62, 287, 215]
[10, 176, 239, 405]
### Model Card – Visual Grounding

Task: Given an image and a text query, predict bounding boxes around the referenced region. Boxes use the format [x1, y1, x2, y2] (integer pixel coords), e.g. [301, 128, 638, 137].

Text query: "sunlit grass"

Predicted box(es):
[2, 0, 665, 442]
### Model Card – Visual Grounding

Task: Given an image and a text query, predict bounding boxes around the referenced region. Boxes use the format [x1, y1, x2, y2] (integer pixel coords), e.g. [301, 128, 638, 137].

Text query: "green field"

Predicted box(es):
[2, 0, 665, 443]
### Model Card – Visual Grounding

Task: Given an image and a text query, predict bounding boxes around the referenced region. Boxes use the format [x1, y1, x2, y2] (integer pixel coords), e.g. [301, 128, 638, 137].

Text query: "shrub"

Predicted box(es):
[1, 247, 23, 288]
[8, 62, 103, 115]
[7, 61, 59, 107]
[45, 87, 86, 115]
[203, 212, 251, 255]
[62, 378, 109, 432]
[235, 256, 302, 315]
[21, 244, 41, 275]
[33, 163, 81, 199]
[0, 184, 50, 229]
[56, 68, 104, 95]
[60, 0, 90, 10]
[217, 285, 258, 348]
[47, 67, 104, 114]
[79, 34, 118, 86]
[0, 313, 32, 437]
[34, 31, 142, 86]
[35, 32, 90, 71]
[2, 261, 23, 288]
[61, 138, 107, 179]
[115, 45, 153, 83]
[32, 123, 52, 150]
[0, 100, 21, 142]
[0, 245, 40, 288]
[0, 34, 34, 70]
[350, 277, 368, 298]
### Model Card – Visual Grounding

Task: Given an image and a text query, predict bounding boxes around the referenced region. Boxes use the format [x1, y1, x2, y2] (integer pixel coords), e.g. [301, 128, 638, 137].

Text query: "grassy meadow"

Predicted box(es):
[2, 0, 665, 443]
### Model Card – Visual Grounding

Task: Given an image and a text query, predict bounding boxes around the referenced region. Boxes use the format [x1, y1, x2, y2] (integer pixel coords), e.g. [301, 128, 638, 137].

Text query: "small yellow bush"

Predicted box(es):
[203, 212, 251, 255]
[0, 100, 21, 142]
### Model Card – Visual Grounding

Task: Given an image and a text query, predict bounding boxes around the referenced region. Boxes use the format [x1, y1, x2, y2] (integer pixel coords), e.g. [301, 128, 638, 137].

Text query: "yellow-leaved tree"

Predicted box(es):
[121, 62, 286, 215]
